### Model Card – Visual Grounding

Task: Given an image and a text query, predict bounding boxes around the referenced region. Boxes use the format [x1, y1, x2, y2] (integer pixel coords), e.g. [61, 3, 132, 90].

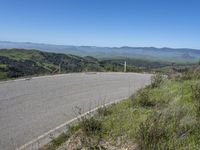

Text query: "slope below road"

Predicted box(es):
[0, 72, 151, 150]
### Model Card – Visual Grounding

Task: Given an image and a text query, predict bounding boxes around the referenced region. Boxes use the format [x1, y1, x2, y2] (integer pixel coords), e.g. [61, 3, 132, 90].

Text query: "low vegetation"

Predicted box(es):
[191, 83, 200, 117]
[42, 66, 200, 150]
[0, 49, 141, 80]
[0, 48, 191, 80]
[151, 73, 164, 88]
[0, 49, 103, 80]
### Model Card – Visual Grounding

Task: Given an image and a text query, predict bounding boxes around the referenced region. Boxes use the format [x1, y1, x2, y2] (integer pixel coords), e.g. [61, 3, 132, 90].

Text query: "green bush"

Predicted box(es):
[97, 106, 112, 117]
[81, 117, 103, 136]
[133, 88, 155, 107]
[180, 71, 193, 80]
[0, 72, 7, 80]
[151, 74, 164, 88]
[135, 113, 169, 150]
[191, 83, 200, 117]
[178, 68, 200, 81]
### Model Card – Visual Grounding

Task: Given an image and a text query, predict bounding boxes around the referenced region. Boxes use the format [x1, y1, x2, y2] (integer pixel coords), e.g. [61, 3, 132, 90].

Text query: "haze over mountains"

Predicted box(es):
[0, 41, 199, 62]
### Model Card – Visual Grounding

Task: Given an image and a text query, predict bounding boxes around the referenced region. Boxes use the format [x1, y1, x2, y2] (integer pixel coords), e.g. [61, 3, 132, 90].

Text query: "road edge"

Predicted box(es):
[16, 97, 127, 150]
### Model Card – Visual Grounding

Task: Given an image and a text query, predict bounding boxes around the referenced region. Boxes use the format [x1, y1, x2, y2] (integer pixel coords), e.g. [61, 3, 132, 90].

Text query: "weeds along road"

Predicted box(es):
[0, 72, 151, 150]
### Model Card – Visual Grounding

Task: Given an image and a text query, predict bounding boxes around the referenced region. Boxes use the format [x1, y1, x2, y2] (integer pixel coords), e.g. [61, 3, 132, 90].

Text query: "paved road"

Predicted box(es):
[0, 72, 151, 150]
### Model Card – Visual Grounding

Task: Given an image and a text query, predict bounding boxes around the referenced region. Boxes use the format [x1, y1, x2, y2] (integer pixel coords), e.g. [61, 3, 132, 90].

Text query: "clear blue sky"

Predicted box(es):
[0, 0, 200, 48]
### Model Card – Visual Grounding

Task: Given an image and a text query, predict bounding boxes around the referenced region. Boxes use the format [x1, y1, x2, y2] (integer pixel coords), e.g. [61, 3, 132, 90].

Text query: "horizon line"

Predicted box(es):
[0, 40, 200, 50]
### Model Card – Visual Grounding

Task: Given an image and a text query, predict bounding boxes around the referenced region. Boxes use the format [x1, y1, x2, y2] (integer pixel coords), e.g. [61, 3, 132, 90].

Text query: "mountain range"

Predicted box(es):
[0, 41, 199, 62]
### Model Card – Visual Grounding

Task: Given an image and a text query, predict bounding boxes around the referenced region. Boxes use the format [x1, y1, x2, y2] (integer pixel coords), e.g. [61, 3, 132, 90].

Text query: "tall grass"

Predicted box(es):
[151, 74, 164, 88]
[44, 72, 200, 149]
[191, 82, 200, 117]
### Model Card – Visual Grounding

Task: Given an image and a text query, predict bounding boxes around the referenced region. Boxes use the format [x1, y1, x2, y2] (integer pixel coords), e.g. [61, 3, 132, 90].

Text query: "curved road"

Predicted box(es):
[0, 72, 151, 150]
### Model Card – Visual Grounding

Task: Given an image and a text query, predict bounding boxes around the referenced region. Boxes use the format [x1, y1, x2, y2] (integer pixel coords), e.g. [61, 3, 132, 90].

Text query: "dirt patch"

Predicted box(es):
[57, 130, 137, 150]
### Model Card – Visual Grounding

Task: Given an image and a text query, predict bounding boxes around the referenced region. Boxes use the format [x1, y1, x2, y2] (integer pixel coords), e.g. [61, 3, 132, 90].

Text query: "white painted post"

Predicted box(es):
[59, 63, 61, 74]
[124, 61, 127, 72]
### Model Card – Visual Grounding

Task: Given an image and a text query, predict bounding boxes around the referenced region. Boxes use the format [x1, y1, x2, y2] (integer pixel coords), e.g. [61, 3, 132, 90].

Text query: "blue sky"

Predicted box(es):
[0, 0, 200, 48]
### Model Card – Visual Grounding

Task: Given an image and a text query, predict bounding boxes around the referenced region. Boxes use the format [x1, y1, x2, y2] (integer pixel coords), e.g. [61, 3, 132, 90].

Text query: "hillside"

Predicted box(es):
[0, 48, 194, 80]
[1, 41, 200, 62]
[42, 69, 200, 150]
[0, 49, 147, 80]
[0, 49, 103, 80]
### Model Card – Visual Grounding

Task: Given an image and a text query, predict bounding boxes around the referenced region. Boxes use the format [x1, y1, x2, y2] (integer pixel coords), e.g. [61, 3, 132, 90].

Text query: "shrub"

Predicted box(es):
[0, 72, 7, 80]
[81, 117, 103, 136]
[97, 106, 112, 117]
[133, 88, 155, 107]
[191, 83, 200, 117]
[72, 106, 103, 136]
[180, 72, 193, 80]
[151, 74, 164, 88]
[135, 113, 169, 150]
[178, 68, 200, 81]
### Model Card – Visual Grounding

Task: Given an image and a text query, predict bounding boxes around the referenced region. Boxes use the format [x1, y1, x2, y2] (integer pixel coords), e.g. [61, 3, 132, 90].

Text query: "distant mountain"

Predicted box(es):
[0, 41, 200, 62]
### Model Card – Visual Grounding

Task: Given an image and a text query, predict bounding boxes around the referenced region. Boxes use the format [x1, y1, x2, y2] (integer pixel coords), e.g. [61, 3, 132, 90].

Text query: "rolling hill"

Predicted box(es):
[0, 49, 148, 80]
[0, 41, 200, 62]
[0, 48, 195, 80]
[0, 49, 103, 79]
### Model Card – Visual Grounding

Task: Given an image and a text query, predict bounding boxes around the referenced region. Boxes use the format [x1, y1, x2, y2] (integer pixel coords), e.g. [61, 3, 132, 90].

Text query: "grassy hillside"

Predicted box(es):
[0, 49, 104, 80]
[0, 49, 193, 80]
[0, 48, 181, 80]
[42, 69, 200, 150]
[0, 49, 142, 80]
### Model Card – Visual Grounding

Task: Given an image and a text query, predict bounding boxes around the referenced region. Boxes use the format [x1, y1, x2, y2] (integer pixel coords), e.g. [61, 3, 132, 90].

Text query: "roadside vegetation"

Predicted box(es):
[41, 64, 200, 150]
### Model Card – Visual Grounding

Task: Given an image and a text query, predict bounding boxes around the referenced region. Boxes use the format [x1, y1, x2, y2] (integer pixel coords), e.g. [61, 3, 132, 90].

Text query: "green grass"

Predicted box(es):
[96, 79, 199, 149]
[0, 72, 7, 80]
[0, 64, 7, 69]
[100, 101, 153, 143]
[135, 80, 200, 149]
[40, 125, 81, 150]
[36, 62, 58, 72]
[50, 75, 200, 149]
[0, 49, 44, 61]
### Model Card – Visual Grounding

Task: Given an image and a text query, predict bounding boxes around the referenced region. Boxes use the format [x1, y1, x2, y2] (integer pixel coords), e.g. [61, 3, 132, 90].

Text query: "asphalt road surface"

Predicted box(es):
[0, 72, 152, 150]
